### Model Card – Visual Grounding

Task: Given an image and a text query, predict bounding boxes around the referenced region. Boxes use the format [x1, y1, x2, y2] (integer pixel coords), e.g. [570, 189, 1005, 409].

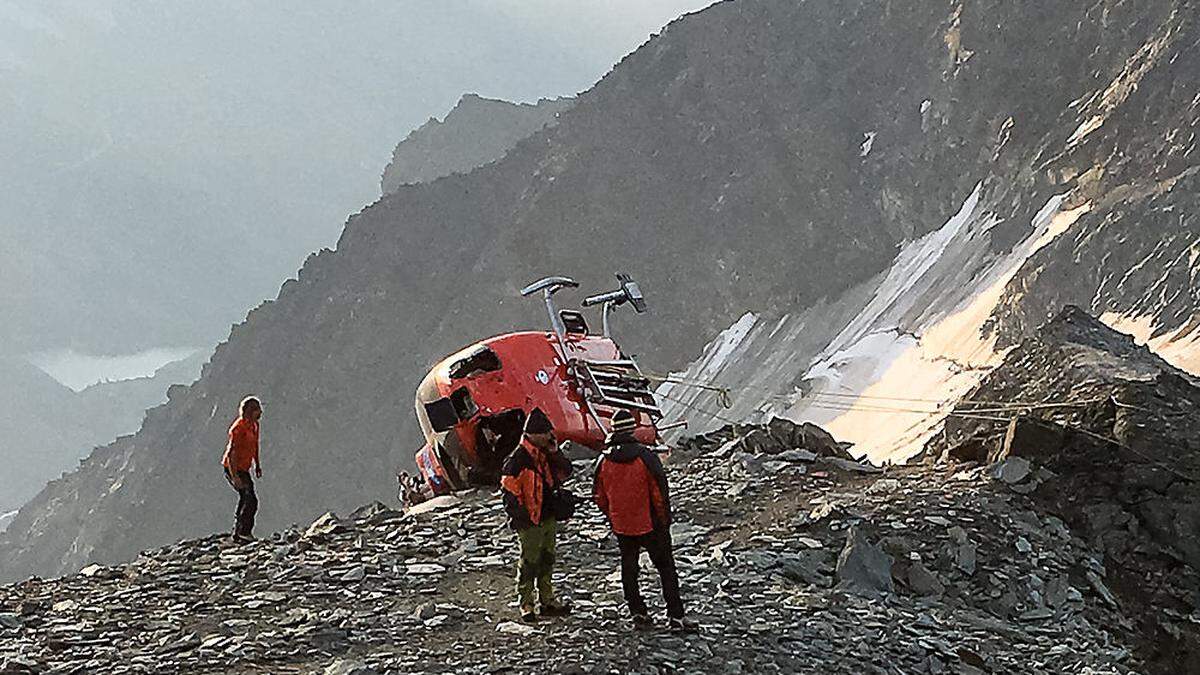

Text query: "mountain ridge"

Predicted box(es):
[380, 94, 574, 196]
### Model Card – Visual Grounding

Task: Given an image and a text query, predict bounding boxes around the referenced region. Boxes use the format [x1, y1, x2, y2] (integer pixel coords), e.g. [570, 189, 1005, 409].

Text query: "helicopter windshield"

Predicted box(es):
[448, 346, 501, 379]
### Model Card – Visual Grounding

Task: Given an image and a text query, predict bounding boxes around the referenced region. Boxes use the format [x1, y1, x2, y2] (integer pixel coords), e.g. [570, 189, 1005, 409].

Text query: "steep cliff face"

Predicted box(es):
[380, 94, 574, 196]
[4, 0, 1199, 581]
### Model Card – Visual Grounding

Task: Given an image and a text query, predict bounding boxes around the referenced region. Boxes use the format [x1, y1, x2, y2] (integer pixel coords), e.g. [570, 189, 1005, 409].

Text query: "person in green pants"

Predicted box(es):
[500, 408, 573, 622]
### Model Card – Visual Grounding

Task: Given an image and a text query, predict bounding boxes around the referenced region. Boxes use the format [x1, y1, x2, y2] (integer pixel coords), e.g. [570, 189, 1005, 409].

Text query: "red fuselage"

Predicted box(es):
[414, 331, 657, 493]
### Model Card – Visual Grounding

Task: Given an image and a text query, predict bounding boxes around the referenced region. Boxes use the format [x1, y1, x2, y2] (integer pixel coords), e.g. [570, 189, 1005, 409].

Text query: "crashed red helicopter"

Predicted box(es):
[401, 274, 682, 503]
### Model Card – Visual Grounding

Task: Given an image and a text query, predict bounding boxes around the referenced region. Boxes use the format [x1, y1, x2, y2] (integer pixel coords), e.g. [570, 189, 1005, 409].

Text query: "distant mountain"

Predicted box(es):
[3, 0, 1199, 582]
[0, 353, 204, 514]
[0, 358, 81, 512]
[381, 94, 573, 196]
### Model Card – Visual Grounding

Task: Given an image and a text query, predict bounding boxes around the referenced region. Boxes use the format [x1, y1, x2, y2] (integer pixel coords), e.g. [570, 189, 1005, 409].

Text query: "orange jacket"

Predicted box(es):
[593, 436, 669, 536]
[500, 438, 572, 528]
[222, 417, 260, 473]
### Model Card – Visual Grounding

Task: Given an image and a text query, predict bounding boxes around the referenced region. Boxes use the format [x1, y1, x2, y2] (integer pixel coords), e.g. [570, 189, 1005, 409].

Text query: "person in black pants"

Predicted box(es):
[221, 396, 263, 543]
[593, 410, 697, 631]
[617, 528, 684, 621]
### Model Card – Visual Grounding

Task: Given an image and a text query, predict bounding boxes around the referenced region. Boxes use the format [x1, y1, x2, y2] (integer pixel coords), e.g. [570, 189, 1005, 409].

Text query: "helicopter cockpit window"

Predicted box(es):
[448, 347, 501, 379]
[424, 398, 458, 433]
[450, 387, 478, 420]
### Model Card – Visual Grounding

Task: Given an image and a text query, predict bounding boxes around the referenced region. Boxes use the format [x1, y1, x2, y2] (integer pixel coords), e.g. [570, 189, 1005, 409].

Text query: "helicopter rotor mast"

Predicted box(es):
[581, 273, 646, 338]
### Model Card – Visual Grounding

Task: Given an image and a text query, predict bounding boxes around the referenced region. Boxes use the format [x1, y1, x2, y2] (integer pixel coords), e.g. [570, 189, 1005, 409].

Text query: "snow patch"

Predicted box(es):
[657, 186, 1095, 462]
[657, 182, 990, 442]
[797, 194, 1089, 462]
[1101, 312, 1200, 376]
[0, 509, 16, 534]
[656, 312, 757, 405]
[799, 330, 919, 424]
[1068, 116, 1105, 145]
[694, 312, 757, 378]
[811, 182, 984, 364]
[860, 132, 877, 158]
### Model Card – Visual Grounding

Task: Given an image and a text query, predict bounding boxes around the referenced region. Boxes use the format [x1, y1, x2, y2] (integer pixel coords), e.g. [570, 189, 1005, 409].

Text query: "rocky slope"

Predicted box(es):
[380, 94, 573, 196]
[925, 307, 1200, 671]
[4, 0, 1200, 582]
[0, 417, 1181, 674]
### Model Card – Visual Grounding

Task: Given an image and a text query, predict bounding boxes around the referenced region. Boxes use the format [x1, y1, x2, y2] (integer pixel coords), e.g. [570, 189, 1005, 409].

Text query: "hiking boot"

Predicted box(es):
[667, 616, 699, 633]
[232, 533, 255, 545]
[520, 607, 539, 623]
[539, 601, 571, 617]
[631, 612, 654, 630]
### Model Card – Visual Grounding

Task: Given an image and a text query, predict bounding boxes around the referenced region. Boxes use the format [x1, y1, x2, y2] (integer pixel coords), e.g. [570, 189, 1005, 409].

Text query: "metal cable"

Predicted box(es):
[647, 370, 1109, 411]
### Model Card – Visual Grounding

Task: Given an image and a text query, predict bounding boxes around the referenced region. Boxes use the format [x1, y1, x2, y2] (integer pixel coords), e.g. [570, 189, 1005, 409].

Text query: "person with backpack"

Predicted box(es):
[221, 396, 263, 544]
[500, 407, 573, 622]
[593, 410, 697, 631]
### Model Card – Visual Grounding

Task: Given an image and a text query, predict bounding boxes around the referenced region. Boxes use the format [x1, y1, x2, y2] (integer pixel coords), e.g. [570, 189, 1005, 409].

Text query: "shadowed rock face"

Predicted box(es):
[3, 0, 1199, 582]
[380, 94, 574, 196]
[927, 307, 1200, 671]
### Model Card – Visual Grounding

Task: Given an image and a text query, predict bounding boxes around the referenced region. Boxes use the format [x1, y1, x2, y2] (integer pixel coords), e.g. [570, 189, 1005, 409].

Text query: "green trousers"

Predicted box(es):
[516, 518, 557, 611]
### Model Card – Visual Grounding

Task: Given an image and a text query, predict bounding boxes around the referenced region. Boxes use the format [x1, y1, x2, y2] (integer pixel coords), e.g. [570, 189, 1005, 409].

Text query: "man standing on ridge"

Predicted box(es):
[222, 396, 263, 544]
[593, 409, 697, 631]
[500, 407, 573, 622]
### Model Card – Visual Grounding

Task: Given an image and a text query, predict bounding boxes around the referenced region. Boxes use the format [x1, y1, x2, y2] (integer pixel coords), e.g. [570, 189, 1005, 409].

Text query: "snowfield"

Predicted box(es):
[657, 185, 1119, 463]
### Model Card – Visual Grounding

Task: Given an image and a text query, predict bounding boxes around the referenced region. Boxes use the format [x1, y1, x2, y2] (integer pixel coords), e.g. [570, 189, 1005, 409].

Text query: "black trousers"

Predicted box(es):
[224, 469, 258, 537]
[617, 527, 685, 619]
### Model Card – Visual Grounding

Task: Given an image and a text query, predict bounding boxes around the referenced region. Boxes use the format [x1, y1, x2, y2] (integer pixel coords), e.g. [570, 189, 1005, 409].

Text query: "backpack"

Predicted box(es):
[549, 487, 581, 522]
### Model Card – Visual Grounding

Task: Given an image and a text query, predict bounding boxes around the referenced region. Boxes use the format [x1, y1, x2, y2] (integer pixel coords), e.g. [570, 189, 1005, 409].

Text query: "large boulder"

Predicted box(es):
[746, 417, 853, 460]
[992, 416, 1073, 464]
[835, 524, 894, 598]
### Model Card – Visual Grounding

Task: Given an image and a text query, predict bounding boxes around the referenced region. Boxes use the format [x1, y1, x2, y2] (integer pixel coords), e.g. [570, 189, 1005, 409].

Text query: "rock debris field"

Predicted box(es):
[3, 413, 1190, 674]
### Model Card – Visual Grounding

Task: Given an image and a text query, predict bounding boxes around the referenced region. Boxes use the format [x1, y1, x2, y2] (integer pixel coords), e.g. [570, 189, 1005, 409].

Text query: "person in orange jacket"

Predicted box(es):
[500, 407, 573, 622]
[593, 410, 696, 631]
[221, 396, 263, 543]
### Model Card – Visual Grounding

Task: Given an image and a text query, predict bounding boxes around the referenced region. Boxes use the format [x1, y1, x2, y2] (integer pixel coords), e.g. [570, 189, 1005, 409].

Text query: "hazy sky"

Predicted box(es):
[0, 1, 715, 356]
[2, 1, 715, 209]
